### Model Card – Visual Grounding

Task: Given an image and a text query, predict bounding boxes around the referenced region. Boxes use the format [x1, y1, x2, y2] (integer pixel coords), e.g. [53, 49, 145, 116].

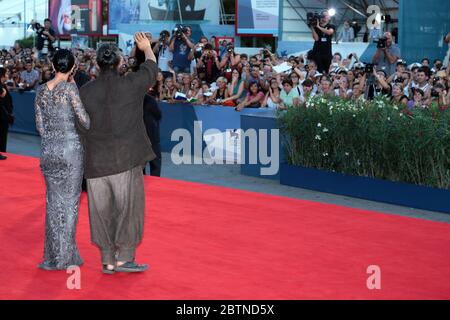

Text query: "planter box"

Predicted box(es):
[280, 163, 450, 214]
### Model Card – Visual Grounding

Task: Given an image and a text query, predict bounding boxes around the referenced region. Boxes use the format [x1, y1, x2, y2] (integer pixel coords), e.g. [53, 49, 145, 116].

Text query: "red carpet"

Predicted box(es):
[0, 153, 449, 300]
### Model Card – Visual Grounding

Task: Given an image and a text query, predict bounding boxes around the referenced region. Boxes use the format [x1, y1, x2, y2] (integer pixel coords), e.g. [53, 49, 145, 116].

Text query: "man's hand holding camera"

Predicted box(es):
[169, 26, 194, 51]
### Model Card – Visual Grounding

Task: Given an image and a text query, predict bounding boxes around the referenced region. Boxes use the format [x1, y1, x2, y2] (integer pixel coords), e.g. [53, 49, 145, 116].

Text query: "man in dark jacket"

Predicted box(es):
[143, 93, 162, 176]
[78, 33, 158, 274]
[73, 61, 91, 89]
[31, 19, 56, 59]
[0, 67, 14, 160]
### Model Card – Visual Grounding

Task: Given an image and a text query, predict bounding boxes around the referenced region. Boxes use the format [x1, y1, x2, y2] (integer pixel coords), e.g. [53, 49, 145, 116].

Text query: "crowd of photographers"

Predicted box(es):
[1, 21, 450, 114]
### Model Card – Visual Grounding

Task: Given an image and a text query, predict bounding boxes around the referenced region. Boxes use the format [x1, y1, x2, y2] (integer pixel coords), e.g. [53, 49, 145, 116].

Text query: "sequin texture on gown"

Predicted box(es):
[34, 81, 90, 270]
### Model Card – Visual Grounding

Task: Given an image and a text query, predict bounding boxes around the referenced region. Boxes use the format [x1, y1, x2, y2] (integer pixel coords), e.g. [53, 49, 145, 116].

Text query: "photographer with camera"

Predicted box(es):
[189, 36, 209, 66]
[430, 83, 448, 107]
[153, 30, 173, 78]
[361, 66, 392, 100]
[372, 32, 400, 77]
[31, 19, 56, 59]
[308, 10, 336, 74]
[387, 60, 407, 84]
[169, 25, 195, 74]
[218, 44, 241, 81]
[195, 43, 221, 84]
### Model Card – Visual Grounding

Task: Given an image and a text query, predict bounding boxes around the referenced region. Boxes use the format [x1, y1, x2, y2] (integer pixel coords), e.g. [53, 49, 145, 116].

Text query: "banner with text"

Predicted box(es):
[236, 0, 280, 36]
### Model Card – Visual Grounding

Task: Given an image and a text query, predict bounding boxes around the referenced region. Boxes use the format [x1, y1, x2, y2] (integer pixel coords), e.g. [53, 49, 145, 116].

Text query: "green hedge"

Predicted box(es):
[16, 36, 35, 49]
[278, 96, 450, 189]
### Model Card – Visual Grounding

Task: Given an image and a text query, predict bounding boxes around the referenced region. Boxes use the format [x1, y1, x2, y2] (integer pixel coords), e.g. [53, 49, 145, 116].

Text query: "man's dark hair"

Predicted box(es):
[204, 43, 213, 51]
[0, 67, 7, 79]
[52, 49, 75, 74]
[96, 43, 121, 73]
[377, 70, 387, 77]
[160, 30, 170, 38]
[44, 18, 51, 23]
[248, 80, 259, 88]
[282, 79, 293, 87]
[302, 79, 314, 87]
[417, 66, 430, 77]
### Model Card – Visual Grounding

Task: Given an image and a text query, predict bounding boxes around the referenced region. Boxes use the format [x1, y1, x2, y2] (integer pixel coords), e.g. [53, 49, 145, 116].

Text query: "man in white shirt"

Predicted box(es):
[153, 30, 173, 77]
[410, 67, 431, 98]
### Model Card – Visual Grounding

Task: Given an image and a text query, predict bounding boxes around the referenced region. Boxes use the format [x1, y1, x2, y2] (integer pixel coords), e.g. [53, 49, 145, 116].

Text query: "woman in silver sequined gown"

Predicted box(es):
[34, 49, 90, 270]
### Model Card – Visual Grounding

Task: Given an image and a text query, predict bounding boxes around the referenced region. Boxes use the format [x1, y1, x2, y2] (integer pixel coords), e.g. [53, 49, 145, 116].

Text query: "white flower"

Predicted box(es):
[317, 123, 322, 127]
[322, 152, 329, 157]
[345, 152, 350, 156]
[387, 117, 391, 121]
[353, 114, 356, 118]
[400, 113, 404, 117]
[323, 128, 329, 133]
[315, 135, 322, 141]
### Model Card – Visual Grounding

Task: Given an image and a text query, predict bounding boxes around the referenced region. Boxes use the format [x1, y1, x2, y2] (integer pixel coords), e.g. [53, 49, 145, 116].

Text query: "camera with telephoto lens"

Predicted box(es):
[376, 37, 388, 49]
[364, 63, 375, 74]
[262, 49, 271, 59]
[194, 43, 204, 59]
[33, 22, 45, 35]
[159, 33, 167, 45]
[307, 12, 325, 27]
[394, 77, 404, 84]
[173, 25, 188, 40]
[203, 43, 214, 58]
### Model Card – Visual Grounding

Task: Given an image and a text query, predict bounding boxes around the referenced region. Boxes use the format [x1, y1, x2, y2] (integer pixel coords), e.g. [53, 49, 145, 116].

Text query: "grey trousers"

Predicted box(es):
[86, 166, 145, 265]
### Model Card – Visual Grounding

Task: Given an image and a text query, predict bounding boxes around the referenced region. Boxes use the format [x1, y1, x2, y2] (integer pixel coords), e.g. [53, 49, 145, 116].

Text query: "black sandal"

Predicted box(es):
[102, 265, 115, 274]
[115, 261, 149, 273]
